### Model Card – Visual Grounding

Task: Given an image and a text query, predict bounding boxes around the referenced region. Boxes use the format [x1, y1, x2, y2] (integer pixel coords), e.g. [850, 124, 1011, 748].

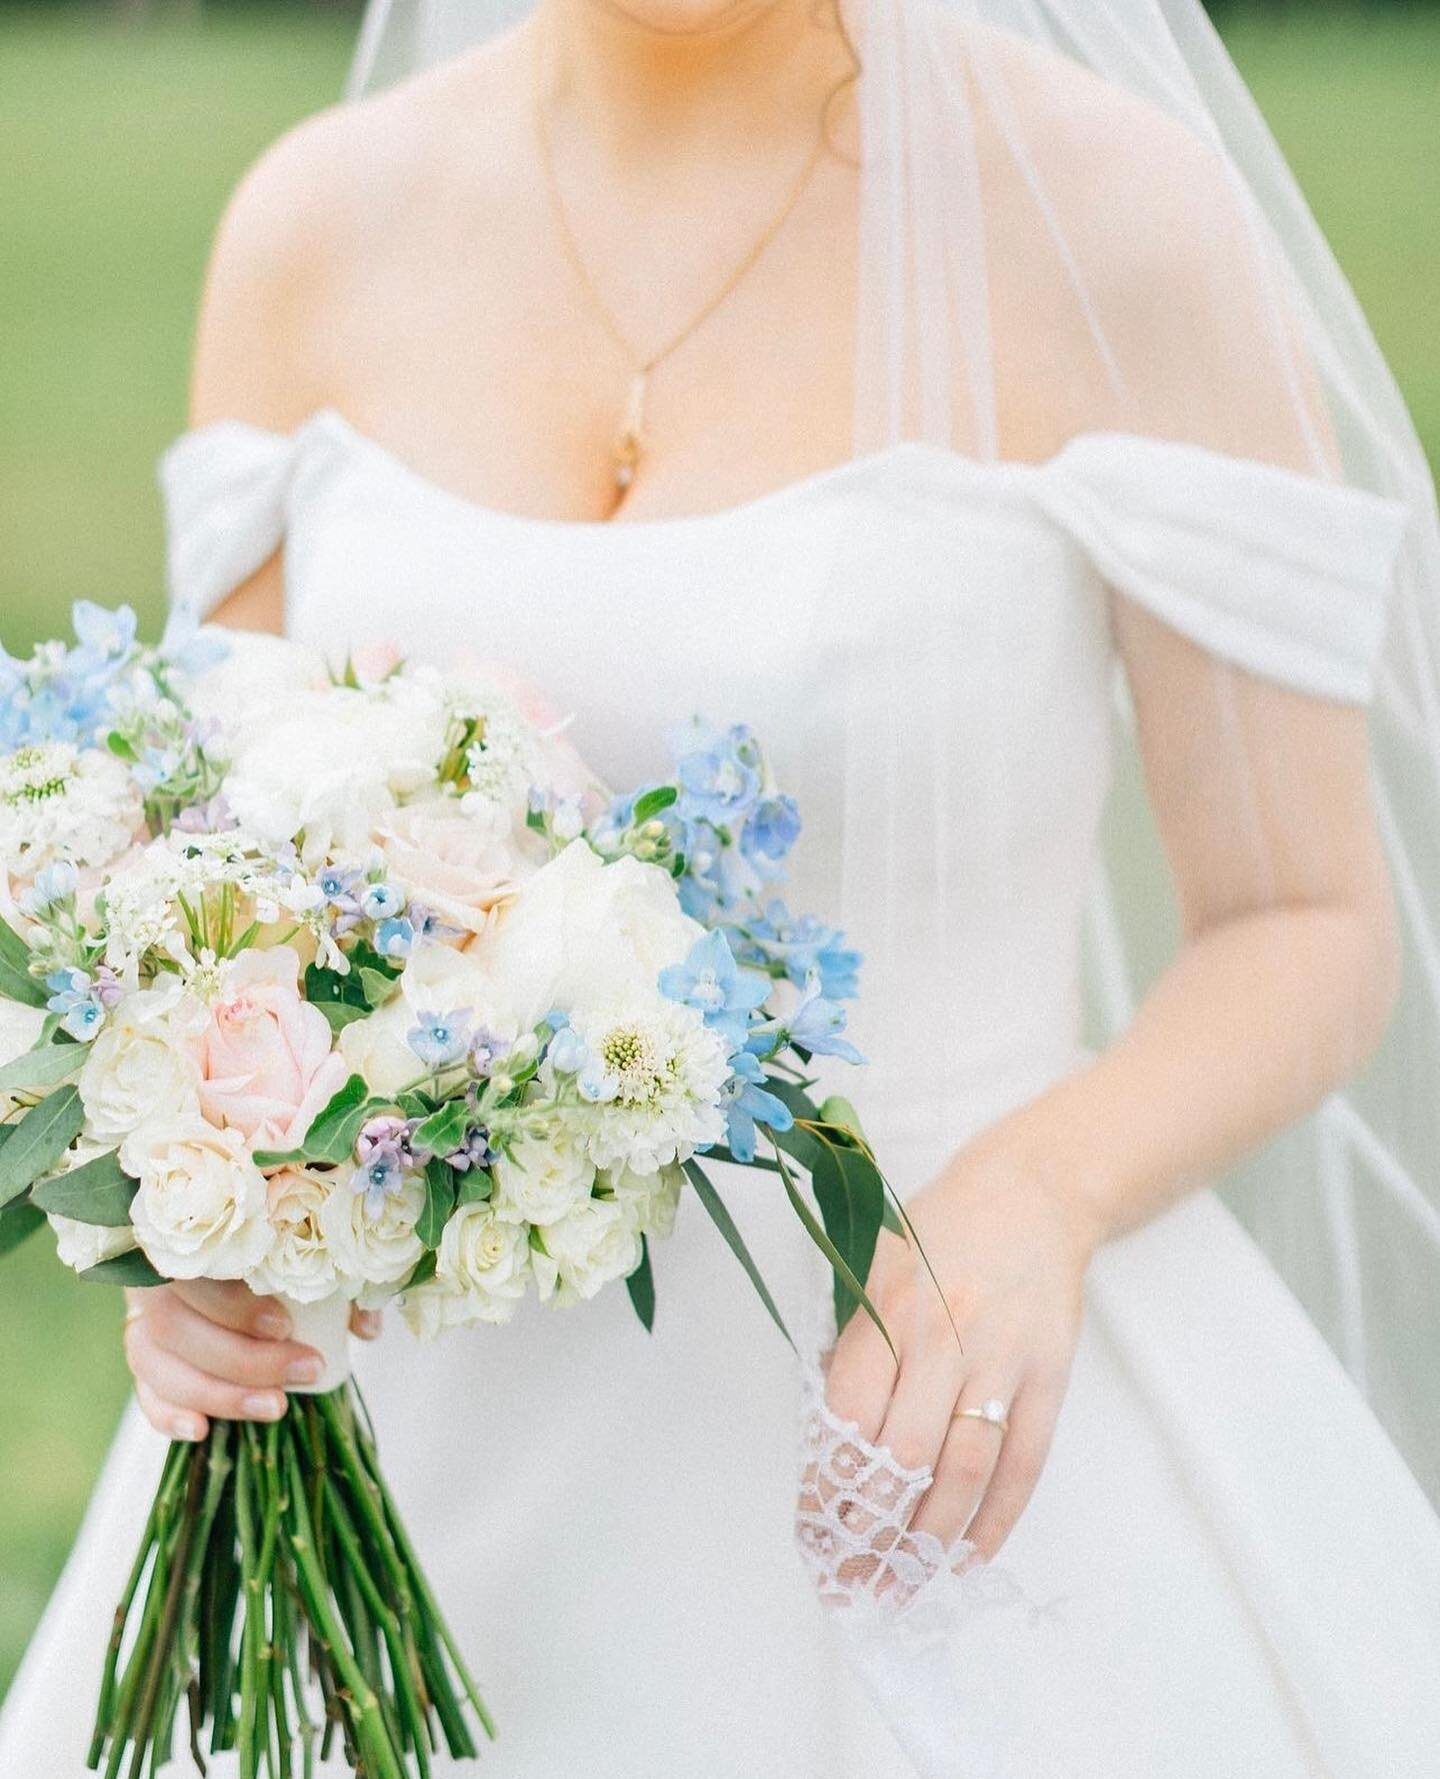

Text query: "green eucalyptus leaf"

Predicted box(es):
[81, 1248, 164, 1288]
[317, 1000, 369, 1036]
[0, 1040, 84, 1096]
[0, 911, 47, 1009]
[683, 1160, 793, 1351]
[0, 1086, 84, 1208]
[404, 1248, 439, 1290]
[255, 1073, 378, 1168]
[456, 1166, 494, 1207]
[359, 967, 399, 1010]
[625, 1235, 656, 1332]
[810, 1142, 885, 1336]
[31, 1149, 136, 1227]
[772, 1144, 894, 1361]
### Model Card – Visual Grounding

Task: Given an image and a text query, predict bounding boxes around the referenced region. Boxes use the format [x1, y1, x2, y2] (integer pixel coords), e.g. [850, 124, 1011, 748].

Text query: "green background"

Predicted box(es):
[1, 2, 1437, 1701]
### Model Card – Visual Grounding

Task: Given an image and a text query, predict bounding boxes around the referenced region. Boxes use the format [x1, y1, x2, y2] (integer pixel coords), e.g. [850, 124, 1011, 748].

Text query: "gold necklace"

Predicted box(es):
[535, 58, 828, 508]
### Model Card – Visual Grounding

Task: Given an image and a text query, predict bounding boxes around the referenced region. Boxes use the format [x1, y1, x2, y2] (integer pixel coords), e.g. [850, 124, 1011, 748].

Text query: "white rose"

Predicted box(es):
[432, 1201, 531, 1324]
[531, 1197, 642, 1306]
[80, 982, 203, 1149]
[0, 1000, 47, 1117]
[603, 1161, 683, 1241]
[48, 1213, 137, 1274]
[492, 1130, 595, 1227]
[127, 1118, 272, 1280]
[475, 841, 701, 1031]
[373, 796, 537, 938]
[320, 1169, 426, 1301]
[186, 632, 328, 738]
[245, 1166, 341, 1304]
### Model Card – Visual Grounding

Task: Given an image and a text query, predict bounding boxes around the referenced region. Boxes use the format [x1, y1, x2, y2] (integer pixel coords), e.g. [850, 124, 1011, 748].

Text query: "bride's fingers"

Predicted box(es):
[962, 1379, 1064, 1561]
[170, 1279, 291, 1340]
[908, 1372, 1022, 1544]
[135, 1378, 207, 1444]
[127, 1324, 288, 1426]
[350, 1305, 382, 1339]
[823, 1314, 898, 1442]
[875, 1347, 967, 1475]
[143, 1290, 321, 1388]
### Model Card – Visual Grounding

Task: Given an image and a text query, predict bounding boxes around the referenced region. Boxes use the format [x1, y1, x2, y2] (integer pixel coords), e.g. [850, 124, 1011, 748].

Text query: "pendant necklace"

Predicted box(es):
[534, 57, 828, 511]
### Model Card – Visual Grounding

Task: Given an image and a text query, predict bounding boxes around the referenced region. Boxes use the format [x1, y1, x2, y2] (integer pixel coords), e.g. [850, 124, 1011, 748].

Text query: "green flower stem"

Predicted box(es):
[280, 1440, 405, 1779]
[234, 1429, 261, 1779]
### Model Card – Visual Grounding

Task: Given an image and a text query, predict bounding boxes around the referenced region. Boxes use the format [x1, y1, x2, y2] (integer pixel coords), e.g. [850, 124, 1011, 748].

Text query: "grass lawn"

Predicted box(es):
[0, 2, 1436, 1700]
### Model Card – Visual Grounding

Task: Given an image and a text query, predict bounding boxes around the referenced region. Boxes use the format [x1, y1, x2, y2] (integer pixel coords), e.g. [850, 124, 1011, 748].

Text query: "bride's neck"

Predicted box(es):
[531, 0, 849, 166]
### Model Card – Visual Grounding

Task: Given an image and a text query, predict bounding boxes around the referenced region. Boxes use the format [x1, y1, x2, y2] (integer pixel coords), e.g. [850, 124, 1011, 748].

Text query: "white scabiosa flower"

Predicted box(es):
[246, 1166, 342, 1304]
[321, 1169, 427, 1301]
[127, 1118, 272, 1280]
[0, 742, 143, 880]
[570, 999, 729, 1177]
[531, 1197, 642, 1306]
[491, 1129, 595, 1227]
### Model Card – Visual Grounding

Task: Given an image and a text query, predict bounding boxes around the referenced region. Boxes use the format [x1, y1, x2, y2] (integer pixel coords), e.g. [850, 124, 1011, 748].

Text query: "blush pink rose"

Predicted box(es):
[374, 799, 534, 939]
[189, 949, 349, 1150]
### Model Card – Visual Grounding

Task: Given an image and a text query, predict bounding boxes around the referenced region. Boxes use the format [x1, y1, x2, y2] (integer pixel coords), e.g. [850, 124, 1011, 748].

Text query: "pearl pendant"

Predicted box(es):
[612, 369, 649, 504]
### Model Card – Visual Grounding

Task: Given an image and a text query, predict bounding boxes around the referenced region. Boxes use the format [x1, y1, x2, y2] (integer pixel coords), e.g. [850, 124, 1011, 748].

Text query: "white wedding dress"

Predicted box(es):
[4, 407, 1439, 1778]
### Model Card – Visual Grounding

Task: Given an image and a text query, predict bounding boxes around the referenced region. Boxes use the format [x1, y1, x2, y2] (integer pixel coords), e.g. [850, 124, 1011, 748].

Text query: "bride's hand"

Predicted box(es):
[122, 1283, 383, 1442]
[823, 1154, 1103, 1560]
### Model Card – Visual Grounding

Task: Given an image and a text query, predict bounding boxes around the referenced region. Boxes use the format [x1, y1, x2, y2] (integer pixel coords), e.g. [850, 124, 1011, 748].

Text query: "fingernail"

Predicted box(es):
[242, 1392, 286, 1420]
[356, 1311, 381, 1340]
[257, 1311, 291, 1340]
[175, 1416, 205, 1443]
[284, 1356, 322, 1386]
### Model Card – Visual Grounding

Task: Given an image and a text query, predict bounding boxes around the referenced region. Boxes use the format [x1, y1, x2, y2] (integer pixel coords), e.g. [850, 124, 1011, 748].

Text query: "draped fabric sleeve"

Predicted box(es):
[157, 420, 302, 621]
[1033, 434, 1411, 705]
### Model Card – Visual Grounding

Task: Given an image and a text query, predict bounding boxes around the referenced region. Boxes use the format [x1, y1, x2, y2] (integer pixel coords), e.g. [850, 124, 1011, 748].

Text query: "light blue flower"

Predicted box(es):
[658, 930, 769, 1051]
[740, 901, 861, 1000]
[577, 1060, 619, 1104]
[674, 721, 763, 829]
[70, 601, 137, 667]
[406, 1010, 473, 1071]
[159, 605, 229, 676]
[361, 881, 406, 922]
[720, 1051, 795, 1163]
[374, 916, 415, 959]
[21, 860, 78, 915]
[45, 968, 105, 1043]
[786, 984, 865, 1065]
[547, 1026, 591, 1076]
[741, 795, 801, 868]
[470, 1027, 511, 1076]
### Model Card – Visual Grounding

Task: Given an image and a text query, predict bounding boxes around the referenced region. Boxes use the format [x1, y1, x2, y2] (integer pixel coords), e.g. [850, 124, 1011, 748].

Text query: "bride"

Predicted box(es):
[4, 0, 1440, 1773]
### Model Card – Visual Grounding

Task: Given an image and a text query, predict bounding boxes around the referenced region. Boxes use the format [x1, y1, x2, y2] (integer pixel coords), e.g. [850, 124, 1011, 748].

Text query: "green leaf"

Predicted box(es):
[317, 1000, 369, 1036]
[106, 731, 139, 762]
[631, 785, 678, 824]
[0, 1040, 84, 1096]
[404, 1248, 438, 1290]
[683, 1160, 793, 1351]
[81, 1248, 165, 1288]
[456, 1166, 493, 1207]
[0, 1199, 44, 1261]
[417, 1158, 456, 1250]
[32, 1149, 136, 1227]
[625, 1235, 656, 1332]
[771, 1143, 895, 1362]
[817, 1095, 868, 1145]
[412, 1099, 470, 1158]
[254, 1073, 378, 1167]
[810, 1142, 885, 1336]
[0, 913, 47, 1009]
[0, 1086, 84, 1208]
[359, 967, 399, 1010]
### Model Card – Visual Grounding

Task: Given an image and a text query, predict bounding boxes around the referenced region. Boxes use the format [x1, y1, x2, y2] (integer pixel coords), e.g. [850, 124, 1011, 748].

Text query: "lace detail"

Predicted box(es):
[795, 1367, 1030, 1628]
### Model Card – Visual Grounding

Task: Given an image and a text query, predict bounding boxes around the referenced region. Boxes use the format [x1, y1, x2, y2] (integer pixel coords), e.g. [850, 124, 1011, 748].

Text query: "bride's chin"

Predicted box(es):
[575, 0, 783, 41]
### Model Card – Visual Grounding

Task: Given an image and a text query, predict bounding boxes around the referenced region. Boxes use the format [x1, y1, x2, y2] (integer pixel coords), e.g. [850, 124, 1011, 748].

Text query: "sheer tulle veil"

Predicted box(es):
[343, 0, 1440, 1508]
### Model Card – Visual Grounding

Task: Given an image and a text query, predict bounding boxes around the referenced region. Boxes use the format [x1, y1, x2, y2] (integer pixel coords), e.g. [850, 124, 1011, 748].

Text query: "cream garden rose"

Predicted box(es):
[492, 1129, 595, 1227]
[322, 1170, 427, 1302]
[80, 981, 203, 1150]
[127, 1119, 273, 1280]
[531, 1198, 642, 1306]
[246, 1166, 341, 1303]
[432, 1202, 531, 1325]
[374, 797, 535, 938]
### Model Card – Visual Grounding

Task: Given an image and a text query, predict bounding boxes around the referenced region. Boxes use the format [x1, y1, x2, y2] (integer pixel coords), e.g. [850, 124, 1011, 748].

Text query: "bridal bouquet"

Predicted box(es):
[0, 604, 901, 1778]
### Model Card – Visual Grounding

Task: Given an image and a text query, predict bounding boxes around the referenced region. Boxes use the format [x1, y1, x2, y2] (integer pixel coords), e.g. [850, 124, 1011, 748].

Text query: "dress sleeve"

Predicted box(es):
[1034, 432, 1411, 703]
[157, 420, 301, 621]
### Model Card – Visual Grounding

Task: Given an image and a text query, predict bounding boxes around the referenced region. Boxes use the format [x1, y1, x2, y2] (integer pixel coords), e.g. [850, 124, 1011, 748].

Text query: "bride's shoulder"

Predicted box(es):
[187, 35, 527, 429]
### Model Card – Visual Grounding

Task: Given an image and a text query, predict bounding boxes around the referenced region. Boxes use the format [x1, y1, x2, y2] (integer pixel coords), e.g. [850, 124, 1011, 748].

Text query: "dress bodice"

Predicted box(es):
[159, 409, 1407, 1162]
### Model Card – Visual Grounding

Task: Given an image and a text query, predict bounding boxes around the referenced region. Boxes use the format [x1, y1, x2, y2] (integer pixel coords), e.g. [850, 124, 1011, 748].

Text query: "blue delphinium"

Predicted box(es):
[720, 1051, 795, 1163]
[785, 982, 865, 1065]
[734, 900, 861, 1001]
[673, 720, 764, 829]
[658, 930, 769, 1053]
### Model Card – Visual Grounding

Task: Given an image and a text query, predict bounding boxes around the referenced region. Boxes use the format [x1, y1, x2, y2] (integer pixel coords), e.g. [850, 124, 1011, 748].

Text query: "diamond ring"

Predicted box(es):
[953, 1396, 1010, 1434]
